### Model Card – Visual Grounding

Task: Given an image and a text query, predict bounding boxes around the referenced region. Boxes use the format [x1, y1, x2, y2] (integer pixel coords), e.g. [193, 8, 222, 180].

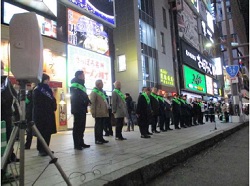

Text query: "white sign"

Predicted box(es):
[118, 55, 126, 72]
[206, 75, 214, 95]
[67, 45, 112, 91]
[231, 77, 239, 84]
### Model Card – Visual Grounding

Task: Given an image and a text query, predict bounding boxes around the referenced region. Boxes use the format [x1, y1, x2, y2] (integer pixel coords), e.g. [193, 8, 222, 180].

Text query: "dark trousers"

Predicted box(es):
[173, 114, 180, 128]
[127, 112, 134, 130]
[95, 118, 105, 142]
[73, 113, 86, 148]
[164, 117, 170, 130]
[198, 112, 204, 124]
[159, 114, 165, 130]
[37, 132, 51, 153]
[151, 115, 158, 132]
[180, 116, 186, 127]
[103, 117, 113, 135]
[210, 114, 215, 122]
[25, 124, 33, 148]
[193, 114, 198, 124]
[115, 118, 124, 138]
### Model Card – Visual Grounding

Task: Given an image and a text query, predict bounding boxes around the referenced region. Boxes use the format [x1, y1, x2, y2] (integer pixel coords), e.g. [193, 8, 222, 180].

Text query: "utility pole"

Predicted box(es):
[222, 0, 242, 121]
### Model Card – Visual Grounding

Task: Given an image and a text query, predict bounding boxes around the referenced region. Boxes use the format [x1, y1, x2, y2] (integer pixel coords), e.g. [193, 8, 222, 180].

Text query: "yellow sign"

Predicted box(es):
[160, 69, 174, 86]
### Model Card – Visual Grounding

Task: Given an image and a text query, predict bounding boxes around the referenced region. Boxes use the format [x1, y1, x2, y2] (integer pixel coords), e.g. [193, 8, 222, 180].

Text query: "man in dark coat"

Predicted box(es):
[163, 93, 173, 131]
[179, 95, 189, 128]
[70, 70, 91, 150]
[192, 97, 199, 125]
[172, 93, 181, 129]
[208, 99, 215, 122]
[136, 87, 152, 138]
[33, 74, 57, 156]
[125, 93, 134, 131]
[150, 87, 160, 133]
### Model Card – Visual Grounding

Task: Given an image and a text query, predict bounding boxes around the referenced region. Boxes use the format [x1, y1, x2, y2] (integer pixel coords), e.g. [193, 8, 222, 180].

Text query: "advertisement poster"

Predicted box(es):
[67, 8, 109, 56]
[183, 65, 206, 94]
[4, 2, 57, 38]
[67, 45, 112, 92]
[206, 75, 214, 95]
[177, 1, 199, 50]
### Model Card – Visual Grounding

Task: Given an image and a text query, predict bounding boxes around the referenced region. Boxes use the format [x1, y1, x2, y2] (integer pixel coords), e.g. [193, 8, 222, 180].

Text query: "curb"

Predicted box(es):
[84, 122, 248, 186]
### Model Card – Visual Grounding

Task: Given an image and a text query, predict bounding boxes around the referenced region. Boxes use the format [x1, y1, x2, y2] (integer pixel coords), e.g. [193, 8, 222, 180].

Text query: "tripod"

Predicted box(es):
[1, 80, 71, 185]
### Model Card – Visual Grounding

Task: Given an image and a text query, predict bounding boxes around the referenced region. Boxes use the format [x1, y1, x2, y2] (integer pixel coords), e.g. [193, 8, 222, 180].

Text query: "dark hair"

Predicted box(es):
[75, 70, 83, 78]
[125, 93, 130, 96]
[41, 73, 50, 83]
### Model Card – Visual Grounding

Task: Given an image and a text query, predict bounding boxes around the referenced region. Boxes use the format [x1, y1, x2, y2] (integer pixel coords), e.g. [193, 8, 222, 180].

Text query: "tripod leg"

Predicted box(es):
[1, 125, 19, 172]
[31, 123, 72, 185]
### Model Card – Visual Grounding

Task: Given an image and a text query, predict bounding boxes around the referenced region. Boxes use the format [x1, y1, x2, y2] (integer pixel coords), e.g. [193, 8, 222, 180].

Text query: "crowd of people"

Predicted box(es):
[1, 69, 238, 160]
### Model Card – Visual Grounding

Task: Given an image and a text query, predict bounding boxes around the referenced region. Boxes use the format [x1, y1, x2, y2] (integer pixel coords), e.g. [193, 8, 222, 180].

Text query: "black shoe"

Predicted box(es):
[82, 144, 90, 148]
[141, 135, 151, 138]
[175, 127, 181, 129]
[104, 133, 109, 136]
[167, 128, 173, 130]
[147, 132, 153, 135]
[161, 130, 167, 132]
[101, 140, 109, 143]
[95, 141, 103, 144]
[74, 146, 83, 150]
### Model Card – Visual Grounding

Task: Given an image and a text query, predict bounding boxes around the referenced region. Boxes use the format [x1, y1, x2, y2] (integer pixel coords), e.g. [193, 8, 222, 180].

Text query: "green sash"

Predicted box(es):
[173, 98, 181, 105]
[113, 89, 125, 102]
[150, 93, 158, 101]
[142, 92, 150, 104]
[71, 83, 86, 92]
[92, 87, 106, 101]
[157, 95, 164, 102]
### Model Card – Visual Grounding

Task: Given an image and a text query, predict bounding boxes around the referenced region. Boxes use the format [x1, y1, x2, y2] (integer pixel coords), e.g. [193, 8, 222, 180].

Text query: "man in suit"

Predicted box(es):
[172, 93, 181, 129]
[112, 81, 127, 140]
[150, 87, 160, 133]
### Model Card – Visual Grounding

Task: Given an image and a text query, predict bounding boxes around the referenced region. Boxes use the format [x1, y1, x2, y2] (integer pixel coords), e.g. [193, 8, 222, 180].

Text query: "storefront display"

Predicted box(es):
[183, 65, 206, 94]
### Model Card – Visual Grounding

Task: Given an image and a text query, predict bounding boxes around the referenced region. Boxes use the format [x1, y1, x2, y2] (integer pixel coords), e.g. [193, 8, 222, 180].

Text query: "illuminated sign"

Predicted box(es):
[213, 82, 218, 95]
[60, 0, 115, 28]
[160, 69, 175, 86]
[67, 8, 109, 56]
[118, 55, 126, 72]
[206, 75, 213, 95]
[4, 2, 57, 38]
[181, 40, 216, 76]
[183, 65, 206, 94]
[67, 45, 112, 92]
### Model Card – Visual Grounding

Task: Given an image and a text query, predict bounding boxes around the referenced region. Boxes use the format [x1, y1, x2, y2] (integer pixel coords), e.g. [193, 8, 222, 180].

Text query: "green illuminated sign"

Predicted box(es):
[183, 65, 206, 93]
[160, 69, 174, 86]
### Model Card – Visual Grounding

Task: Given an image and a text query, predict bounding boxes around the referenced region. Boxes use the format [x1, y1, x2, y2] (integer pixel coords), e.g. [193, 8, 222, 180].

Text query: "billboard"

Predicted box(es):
[3, 2, 57, 38]
[67, 8, 109, 56]
[60, 0, 115, 28]
[206, 75, 214, 95]
[67, 45, 112, 92]
[183, 65, 206, 94]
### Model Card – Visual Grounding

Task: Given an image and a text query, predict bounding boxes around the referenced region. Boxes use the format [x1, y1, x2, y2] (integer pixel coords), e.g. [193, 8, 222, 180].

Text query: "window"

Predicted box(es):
[162, 7, 167, 28]
[160, 32, 165, 53]
[141, 54, 156, 87]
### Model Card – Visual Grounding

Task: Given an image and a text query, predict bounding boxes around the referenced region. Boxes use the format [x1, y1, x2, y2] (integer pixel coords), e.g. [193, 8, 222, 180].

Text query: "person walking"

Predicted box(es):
[136, 87, 152, 138]
[172, 94, 181, 129]
[70, 70, 91, 150]
[33, 74, 57, 156]
[112, 81, 127, 140]
[150, 87, 160, 133]
[90, 80, 109, 145]
[125, 93, 134, 132]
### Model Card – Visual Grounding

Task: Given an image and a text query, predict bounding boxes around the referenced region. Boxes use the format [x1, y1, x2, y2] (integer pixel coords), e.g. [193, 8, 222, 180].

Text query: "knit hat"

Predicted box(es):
[75, 70, 84, 78]
[41, 73, 50, 83]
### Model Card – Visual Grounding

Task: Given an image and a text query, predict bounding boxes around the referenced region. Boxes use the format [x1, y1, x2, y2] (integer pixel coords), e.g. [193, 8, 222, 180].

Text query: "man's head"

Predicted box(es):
[114, 81, 121, 89]
[151, 87, 158, 94]
[41, 73, 50, 84]
[125, 93, 130, 97]
[145, 87, 151, 96]
[95, 79, 103, 89]
[75, 70, 85, 80]
[182, 95, 187, 100]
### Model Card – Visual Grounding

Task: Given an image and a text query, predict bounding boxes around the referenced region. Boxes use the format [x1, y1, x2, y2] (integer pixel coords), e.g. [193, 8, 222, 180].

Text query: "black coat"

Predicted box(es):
[33, 83, 57, 135]
[125, 96, 133, 113]
[26, 89, 33, 122]
[172, 98, 181, 116]
[180, 99, 190, 116]
[150, 93, 159, 116]
[136, 94, 152, 125]
[70, 78, 90, 114]
[164, 100, 172, 118]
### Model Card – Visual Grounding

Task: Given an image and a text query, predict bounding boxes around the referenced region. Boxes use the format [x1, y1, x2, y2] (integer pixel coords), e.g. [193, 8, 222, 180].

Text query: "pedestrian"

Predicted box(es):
[125, 93, 134, 132]
[197, 98, 204, 124]
[25, 83, 35, 149]
[111, 81, 127, 140]
[33, 74, 57, 156]
[150, 87, 160, 133]
[192, 97, 199, 125]
[90, 80, 109, 145]
[157, 90, 166, 132]
[179, 94, 188, 128]
[172, 93, 181, 129]
[136, 87, 152, 138]
[163, 93, 173, 131]
[208, 99, 215, 122]
[70, 70, 91, 150]
[186, 97, 194, 127]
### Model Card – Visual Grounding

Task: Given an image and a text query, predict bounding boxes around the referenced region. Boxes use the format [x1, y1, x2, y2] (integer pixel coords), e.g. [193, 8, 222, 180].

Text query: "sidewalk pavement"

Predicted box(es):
[4, 117, 249, 186]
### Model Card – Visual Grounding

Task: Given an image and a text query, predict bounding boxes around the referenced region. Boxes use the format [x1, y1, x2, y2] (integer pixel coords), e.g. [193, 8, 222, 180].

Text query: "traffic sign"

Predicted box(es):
[226, 65, 239, 78]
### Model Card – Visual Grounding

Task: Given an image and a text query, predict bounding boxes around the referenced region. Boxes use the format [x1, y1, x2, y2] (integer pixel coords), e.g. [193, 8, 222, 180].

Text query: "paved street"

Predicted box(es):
[2, 116, 249, 186]
[147, 126, 249, 186]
